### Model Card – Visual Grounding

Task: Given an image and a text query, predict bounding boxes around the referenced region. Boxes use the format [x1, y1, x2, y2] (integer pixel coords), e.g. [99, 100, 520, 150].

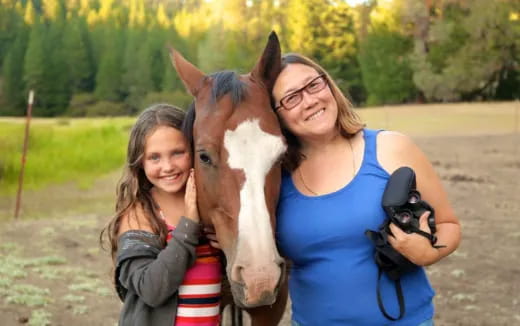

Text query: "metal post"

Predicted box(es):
[515, 100, 519, 161]
[515, 100, 519, 135]
[14, 90, 34, 219]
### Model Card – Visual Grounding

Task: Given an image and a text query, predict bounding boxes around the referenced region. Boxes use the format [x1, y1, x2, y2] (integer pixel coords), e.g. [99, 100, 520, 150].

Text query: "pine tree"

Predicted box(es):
[43, 8, 72, 115]
[1, 27, 29, 115]
[282, 0, 324, 54]
[278, 0, 363, 103]
[197, 23, 228, 73]
[63, 14, 95, 92]
[314, 2, 364, 104]
[0, 1, 23, 66]
[95, 27, 124, 101]
[23, 18, 48, 115]
[156, 3, 170, 29]
[359, 26, 416, 105]
[147, 27, 166, 92]
[161, 20, 190, 93]
[42, 0, 61, 21]
[121, 28, 153, 111]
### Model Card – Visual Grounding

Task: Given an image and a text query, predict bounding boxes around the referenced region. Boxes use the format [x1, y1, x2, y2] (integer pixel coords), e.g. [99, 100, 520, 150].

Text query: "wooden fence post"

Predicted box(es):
[14, 90, 35, 219]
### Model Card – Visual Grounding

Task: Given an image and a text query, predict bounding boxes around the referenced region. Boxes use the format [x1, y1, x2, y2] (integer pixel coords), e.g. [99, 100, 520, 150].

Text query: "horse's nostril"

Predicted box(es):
[231, 265, 244, 284]
[275, 259, 286, 287]
[275, 257, 285, 271]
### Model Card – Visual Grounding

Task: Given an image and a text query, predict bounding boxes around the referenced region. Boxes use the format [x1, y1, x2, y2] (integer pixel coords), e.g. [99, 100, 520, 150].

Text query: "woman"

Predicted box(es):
[272, 54, 461, 326]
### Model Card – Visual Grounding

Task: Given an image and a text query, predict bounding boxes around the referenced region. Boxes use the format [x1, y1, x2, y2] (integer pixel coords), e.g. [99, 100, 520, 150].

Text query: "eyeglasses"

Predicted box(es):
[275, 74, 328, 111]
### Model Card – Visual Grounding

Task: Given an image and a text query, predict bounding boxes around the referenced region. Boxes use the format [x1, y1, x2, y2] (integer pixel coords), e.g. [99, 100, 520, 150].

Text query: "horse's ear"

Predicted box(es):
[251, 31, 281, 93]
[169, 47, 205, 97]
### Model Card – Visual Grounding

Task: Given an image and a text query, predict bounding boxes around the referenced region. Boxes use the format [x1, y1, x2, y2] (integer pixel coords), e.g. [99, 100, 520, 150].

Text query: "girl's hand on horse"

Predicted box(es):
[203, 226, 221, 249]
[185, 169, 200, 223]
[387, 211, 441, 266]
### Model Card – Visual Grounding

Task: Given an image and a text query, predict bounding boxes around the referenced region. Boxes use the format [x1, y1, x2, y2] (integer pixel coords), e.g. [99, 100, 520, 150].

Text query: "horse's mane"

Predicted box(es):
[181, 70, 247, 151]
[210, 70, 247, 107]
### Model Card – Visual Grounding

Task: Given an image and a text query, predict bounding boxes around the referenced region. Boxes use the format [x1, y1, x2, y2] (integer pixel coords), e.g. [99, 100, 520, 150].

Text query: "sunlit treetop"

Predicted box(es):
[42, 0, 60, 20]
[345, 0, 371, 6]
[24, 0, 36, 25]
[370, 0, 402, 31]
[155, 3, 170, 28]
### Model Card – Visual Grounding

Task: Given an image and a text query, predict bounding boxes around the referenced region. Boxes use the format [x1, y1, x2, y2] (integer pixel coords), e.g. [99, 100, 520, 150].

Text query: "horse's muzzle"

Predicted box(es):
[229, 258, 286, 308]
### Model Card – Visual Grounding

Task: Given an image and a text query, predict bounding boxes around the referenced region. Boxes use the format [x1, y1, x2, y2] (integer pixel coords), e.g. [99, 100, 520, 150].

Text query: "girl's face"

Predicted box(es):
[142, 125, 192, 195]
[272, 63, 338, 141]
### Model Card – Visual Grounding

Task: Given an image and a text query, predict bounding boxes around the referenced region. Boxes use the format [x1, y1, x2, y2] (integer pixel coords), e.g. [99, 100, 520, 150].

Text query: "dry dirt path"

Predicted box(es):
[0, 133, 518, 326]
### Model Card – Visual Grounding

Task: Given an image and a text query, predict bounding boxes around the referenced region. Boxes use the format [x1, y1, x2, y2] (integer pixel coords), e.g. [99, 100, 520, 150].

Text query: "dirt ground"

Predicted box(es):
[0, 133, 519, 326]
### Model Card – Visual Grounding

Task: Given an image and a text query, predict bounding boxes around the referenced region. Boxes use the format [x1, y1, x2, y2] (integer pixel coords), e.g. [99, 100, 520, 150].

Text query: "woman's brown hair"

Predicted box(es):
[272, 53, 365, 171]
[100, 104, 187, 261]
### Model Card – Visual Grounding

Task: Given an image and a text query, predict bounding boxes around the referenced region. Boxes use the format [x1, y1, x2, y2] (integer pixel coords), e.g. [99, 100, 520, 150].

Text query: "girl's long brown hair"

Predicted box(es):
[100, 104, 187, 261]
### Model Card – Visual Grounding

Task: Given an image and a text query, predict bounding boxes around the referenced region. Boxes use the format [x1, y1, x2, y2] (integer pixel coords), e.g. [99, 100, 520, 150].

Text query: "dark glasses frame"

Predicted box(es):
[275, 74, 327, 111]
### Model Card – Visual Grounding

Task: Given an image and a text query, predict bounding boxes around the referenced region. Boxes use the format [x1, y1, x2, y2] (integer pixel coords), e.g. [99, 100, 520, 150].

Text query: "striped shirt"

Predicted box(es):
[165, 221, 222, 326]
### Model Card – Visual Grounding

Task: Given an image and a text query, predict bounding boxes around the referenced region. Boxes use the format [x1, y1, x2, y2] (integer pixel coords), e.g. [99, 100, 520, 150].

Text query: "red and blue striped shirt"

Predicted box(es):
[166, 222, 222, 326]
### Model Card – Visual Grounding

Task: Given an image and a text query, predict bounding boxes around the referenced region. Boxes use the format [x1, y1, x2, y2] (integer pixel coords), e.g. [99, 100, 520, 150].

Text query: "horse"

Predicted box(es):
[169, 32, 288, 325]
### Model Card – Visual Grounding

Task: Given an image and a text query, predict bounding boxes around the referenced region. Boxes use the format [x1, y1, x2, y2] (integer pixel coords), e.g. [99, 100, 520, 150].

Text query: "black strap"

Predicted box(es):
[414, 228, 437, 243]
[376, 268, 405, 321]
[408, 226, 447, 249]
[367, 222, 444, 321]
[230, 303, 243, 326]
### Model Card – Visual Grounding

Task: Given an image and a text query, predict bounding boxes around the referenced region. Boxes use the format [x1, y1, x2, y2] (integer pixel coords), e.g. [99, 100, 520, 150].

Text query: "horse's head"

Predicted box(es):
[170, 32, 286, 308]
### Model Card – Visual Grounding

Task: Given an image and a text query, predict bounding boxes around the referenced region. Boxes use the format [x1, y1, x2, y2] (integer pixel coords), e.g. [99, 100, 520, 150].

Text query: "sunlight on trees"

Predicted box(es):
[0, 0, 518, 116]
[23, 1, 36, 25]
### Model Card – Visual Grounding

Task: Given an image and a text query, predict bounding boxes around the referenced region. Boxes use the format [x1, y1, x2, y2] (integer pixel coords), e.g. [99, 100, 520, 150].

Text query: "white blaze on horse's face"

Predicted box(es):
[224, 118, 286, 304]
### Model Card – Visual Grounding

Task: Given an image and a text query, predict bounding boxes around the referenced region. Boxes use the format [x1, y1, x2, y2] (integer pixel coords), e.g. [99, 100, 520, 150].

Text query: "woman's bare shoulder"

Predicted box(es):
[376, 131, 429, 174]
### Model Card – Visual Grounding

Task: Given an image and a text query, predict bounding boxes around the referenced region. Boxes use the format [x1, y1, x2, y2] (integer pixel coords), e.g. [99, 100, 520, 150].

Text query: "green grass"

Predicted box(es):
[0, 117, 135, 194]
[1, 102, 517, 196]
[68, 275, 107, 293]
[0, 243, 107, 313]
[72, 305, 89, 315]
[62, 294, 86, 303]
[5, 284, 52, 307]
[0, 253, 67, 281]
[28, 309, 52, 326]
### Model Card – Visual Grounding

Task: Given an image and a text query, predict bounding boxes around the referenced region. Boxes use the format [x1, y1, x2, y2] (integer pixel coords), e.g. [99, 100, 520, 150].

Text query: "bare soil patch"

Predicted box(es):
[0, 133, 518, 325]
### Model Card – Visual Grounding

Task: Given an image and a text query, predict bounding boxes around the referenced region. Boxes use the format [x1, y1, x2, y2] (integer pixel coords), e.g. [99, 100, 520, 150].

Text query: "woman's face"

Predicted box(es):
[142, 125, 192, 195]
[272, 63, 338, 142]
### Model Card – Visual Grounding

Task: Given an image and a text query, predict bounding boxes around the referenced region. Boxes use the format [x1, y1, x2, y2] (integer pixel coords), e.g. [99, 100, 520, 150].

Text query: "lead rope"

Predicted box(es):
[230, 304, 243, 326]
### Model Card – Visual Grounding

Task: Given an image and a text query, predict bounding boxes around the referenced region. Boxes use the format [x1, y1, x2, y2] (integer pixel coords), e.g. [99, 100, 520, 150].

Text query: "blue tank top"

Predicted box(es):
[276, 129, 434, 326]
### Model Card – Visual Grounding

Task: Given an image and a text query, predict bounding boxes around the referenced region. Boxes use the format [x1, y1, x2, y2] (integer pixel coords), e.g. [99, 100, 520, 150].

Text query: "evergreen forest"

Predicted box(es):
[0, 0, 518, 117]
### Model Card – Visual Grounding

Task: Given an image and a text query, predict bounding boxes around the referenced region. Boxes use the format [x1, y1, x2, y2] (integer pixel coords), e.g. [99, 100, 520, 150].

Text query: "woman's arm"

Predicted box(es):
[378, 131, 461, 266]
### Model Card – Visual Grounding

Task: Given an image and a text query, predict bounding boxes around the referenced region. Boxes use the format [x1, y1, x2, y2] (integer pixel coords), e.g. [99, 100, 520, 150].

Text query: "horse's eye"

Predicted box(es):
[199, 153, 212, 165]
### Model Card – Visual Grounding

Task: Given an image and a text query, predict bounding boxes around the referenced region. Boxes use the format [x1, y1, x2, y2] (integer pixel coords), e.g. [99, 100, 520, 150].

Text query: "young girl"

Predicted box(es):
[101, 104, 222, 326]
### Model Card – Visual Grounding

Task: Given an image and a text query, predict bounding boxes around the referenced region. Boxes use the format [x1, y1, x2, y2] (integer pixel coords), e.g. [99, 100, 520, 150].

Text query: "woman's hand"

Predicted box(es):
[203, 226, 221, 249]
[184, 169, 200, 223]
[387, 211, 441, 266]
[378, 131, 461, 264]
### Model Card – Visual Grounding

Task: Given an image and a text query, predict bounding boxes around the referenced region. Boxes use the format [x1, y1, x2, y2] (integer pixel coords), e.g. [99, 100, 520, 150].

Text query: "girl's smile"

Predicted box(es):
[142, 125, 192, 195]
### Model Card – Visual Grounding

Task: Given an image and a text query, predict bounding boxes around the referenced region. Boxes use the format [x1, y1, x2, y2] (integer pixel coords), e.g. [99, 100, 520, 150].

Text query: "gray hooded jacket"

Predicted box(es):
[115, 216, 200, 326]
